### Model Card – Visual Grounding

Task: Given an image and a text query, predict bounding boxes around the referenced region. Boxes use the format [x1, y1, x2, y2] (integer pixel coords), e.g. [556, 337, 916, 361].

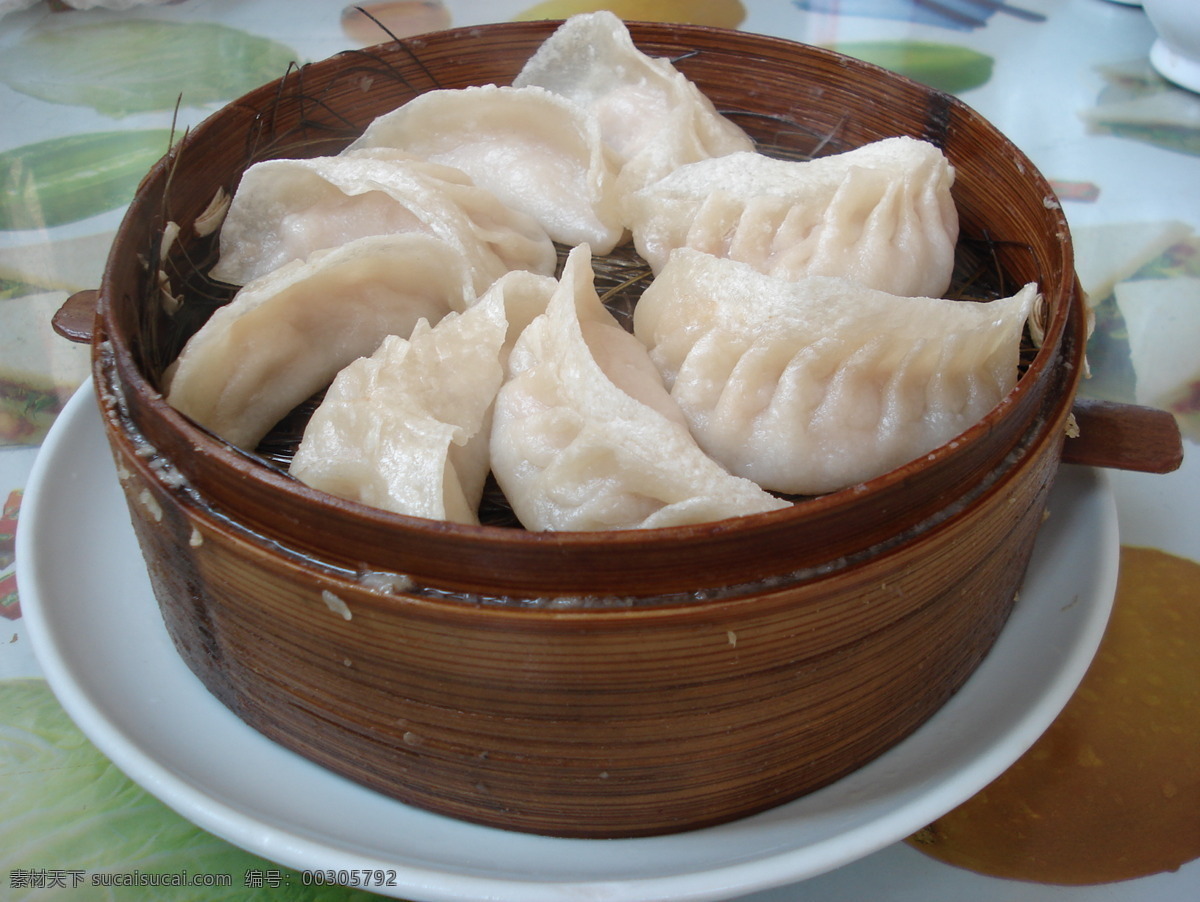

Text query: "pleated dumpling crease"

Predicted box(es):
[490, 245, 791, 532]
[290, 270, 556, 524]
[634, 249, 1038, 496]
[628, 136, 959, 299]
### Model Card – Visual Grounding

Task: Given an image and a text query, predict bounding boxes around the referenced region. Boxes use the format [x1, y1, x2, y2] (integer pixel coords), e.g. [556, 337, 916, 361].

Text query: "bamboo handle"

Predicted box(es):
[52, 289, 98, 344]
[1061, 396, 1184, 474]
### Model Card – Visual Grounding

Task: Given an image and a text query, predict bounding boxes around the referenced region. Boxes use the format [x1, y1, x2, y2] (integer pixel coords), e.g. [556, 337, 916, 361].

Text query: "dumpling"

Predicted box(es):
[165, 233, 475, 450]
[627, 137, 959, 298]
[347, 85, 625, 253]
[490, 245, 791, 531]
[209, 148, 557, 290]
[290, 269, 555, 524]
[633, 248, 1038, 496]
[513, 11, 755, 210]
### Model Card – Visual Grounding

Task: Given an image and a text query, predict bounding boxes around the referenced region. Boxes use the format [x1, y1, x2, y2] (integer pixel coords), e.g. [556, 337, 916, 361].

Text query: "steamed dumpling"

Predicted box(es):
[513, 10, 755, 209]
[290, 269, 555, 524]
[634, 249, 1038, 495]
[166, 233, 475, 450]
[209, 148, 556, 290]
[627, 137, 959, 298]
[347, 85, 625, 253]
[490, 245, 791, 531]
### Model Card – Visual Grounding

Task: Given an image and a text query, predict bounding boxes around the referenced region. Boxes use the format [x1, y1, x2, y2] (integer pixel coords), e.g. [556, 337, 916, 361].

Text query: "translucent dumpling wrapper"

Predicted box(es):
[490, 245, 791, 531]
[513, 10, 755, 212]
[165, 233, 476, 450]
[209, 148, 557, 290]
[627, 137, 959, 299]
[347, 85, 626, 253]
[633, 248, 1039, 496]
[290, 269, 556, 524]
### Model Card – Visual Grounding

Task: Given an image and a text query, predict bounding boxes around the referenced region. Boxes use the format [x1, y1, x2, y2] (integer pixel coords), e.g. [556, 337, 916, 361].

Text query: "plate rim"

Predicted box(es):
[16, 381, 1120, 902]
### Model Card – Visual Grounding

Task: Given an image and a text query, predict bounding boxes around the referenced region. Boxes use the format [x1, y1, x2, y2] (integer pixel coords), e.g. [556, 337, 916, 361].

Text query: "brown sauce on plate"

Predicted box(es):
[909, 545, 1200, 884]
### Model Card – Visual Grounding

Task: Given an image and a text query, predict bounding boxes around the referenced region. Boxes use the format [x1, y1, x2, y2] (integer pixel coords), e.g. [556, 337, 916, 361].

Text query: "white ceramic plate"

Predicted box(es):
[19, 382, 1119, 902]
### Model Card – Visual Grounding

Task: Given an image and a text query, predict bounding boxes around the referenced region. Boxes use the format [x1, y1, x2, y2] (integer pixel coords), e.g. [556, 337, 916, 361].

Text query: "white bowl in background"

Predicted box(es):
[1143, 0, 1200, 91]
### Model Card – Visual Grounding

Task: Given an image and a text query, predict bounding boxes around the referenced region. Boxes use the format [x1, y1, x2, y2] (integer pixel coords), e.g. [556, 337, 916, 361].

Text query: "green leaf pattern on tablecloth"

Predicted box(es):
[825, 41, 994, 94]
[0, 20, 299, 117]
[0, 130, 176, 231]
[0, 679, 385, 901]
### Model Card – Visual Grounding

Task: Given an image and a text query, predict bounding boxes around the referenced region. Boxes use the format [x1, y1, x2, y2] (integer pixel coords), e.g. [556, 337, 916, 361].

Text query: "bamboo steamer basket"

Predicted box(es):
[83, 21, 1099, 838]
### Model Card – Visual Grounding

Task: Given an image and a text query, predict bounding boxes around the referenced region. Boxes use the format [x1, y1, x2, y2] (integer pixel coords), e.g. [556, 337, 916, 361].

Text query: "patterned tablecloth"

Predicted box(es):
[2, 1, 1197, 900]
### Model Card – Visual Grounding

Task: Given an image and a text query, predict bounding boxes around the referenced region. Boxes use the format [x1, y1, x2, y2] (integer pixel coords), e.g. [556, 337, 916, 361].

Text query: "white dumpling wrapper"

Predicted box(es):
[209, 148, 556, 290]
[634, 249, 1038, 496]
[290, 269, 556, 524]
[513, 10, 755, 210]
[628, 137, 959, 299]
[165, 233, 475, 450]
[347, 85, 625, 253]
[490, 245, 791, 531]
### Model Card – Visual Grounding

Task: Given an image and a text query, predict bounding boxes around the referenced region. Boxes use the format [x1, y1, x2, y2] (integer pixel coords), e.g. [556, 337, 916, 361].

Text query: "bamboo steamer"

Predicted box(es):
[89, 21, 1088, 837]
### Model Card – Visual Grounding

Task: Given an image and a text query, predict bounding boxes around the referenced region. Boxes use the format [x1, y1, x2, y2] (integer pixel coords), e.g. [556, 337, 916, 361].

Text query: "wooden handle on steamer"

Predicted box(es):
[1061, 396, 1184, 474]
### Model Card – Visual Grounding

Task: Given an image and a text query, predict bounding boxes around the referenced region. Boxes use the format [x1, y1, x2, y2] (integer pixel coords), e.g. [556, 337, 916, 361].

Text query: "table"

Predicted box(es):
[2, 1, 1197, 900]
